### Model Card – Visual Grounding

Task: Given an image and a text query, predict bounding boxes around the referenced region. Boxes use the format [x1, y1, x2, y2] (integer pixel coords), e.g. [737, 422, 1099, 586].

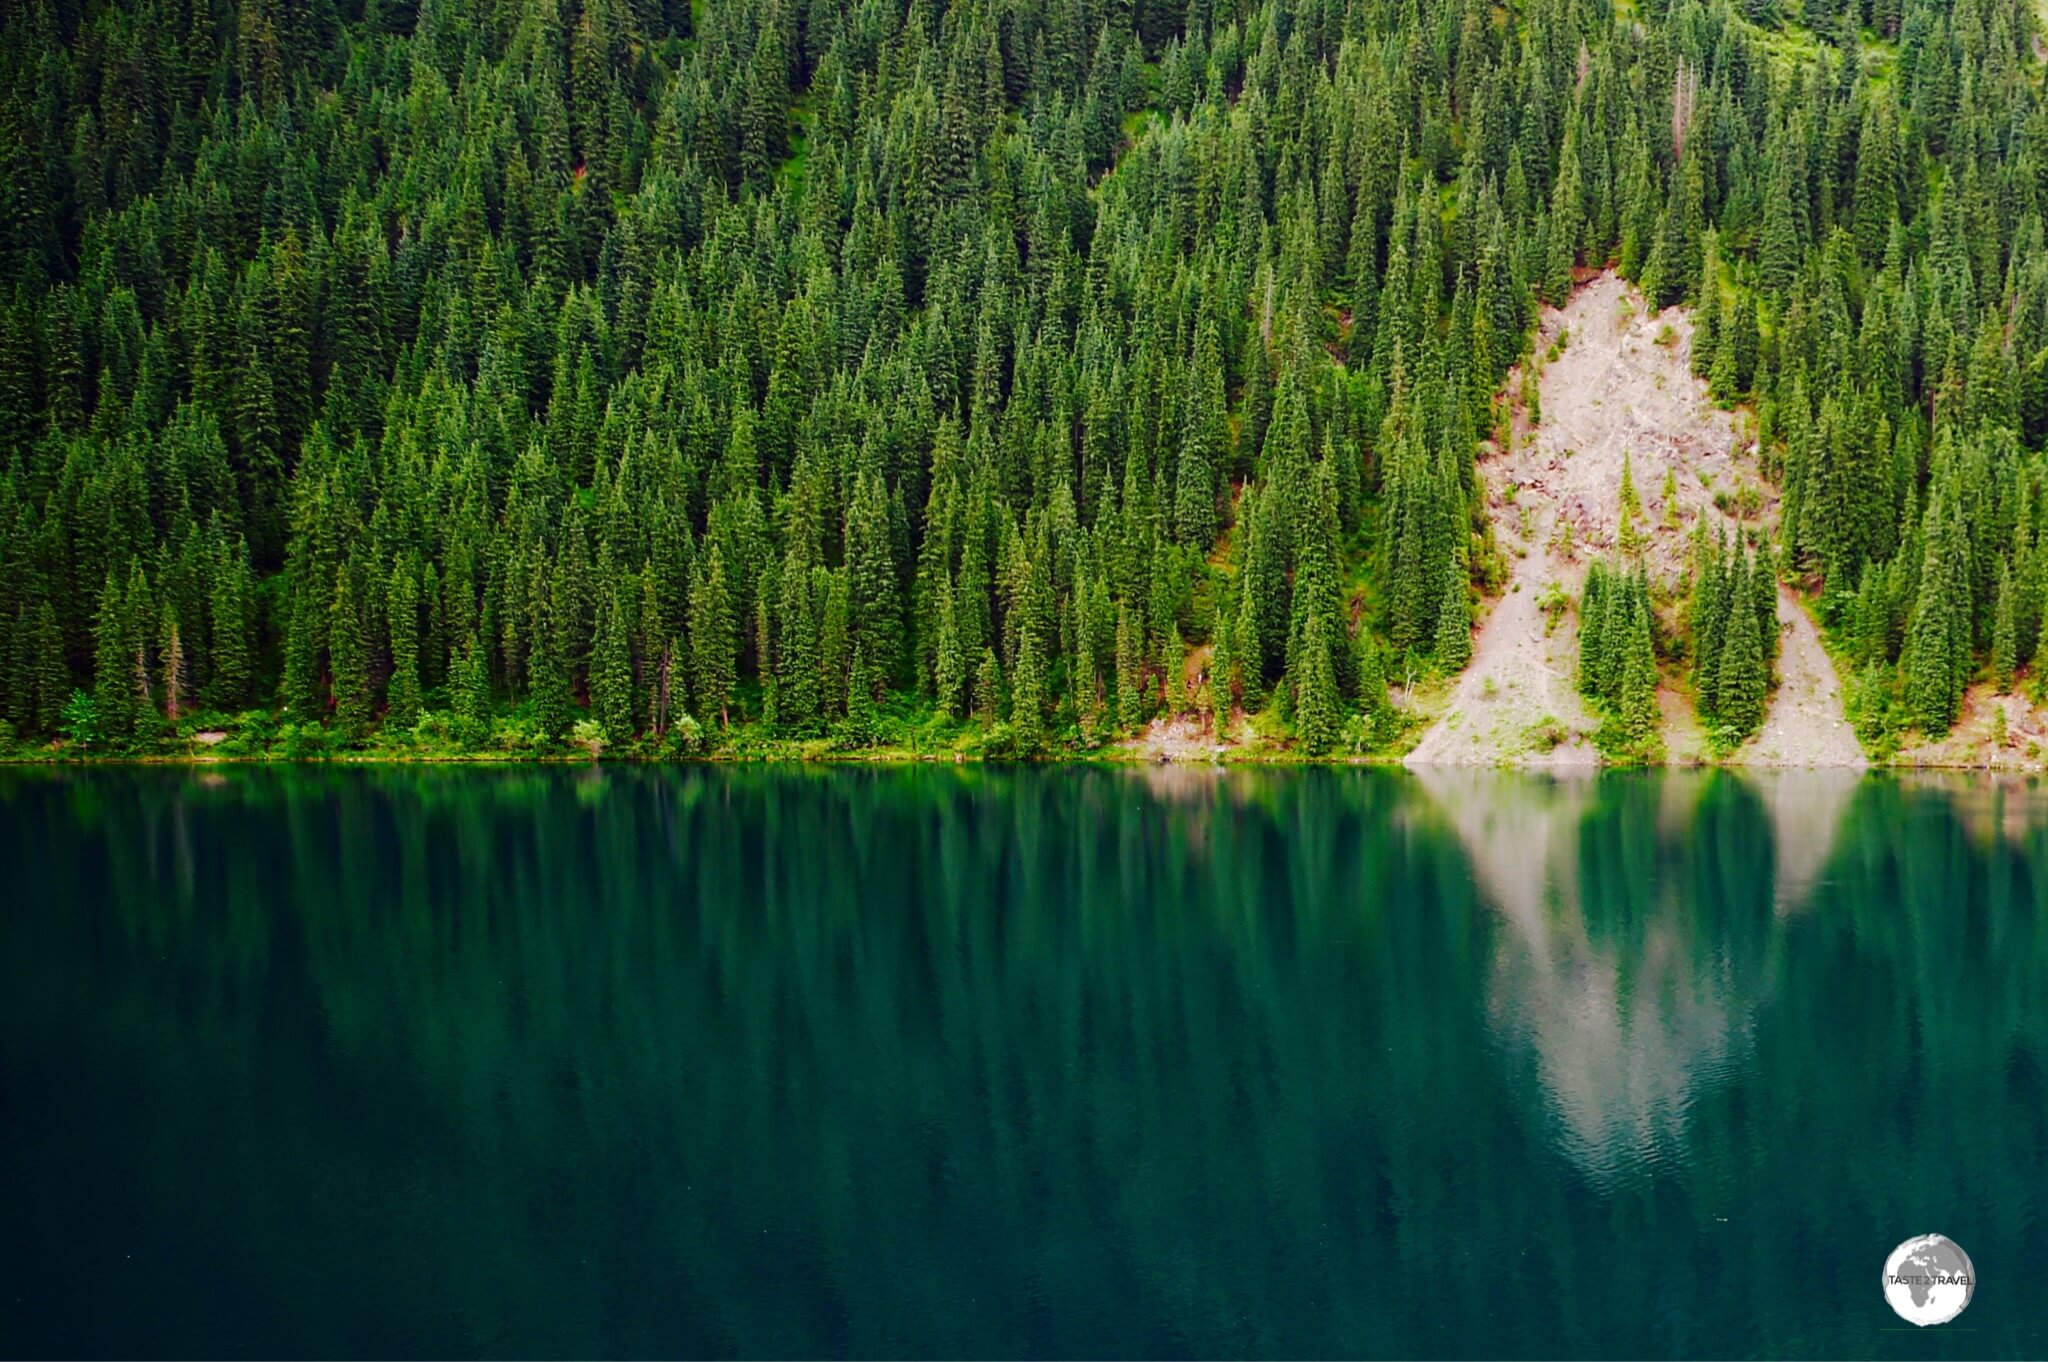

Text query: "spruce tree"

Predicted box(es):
[777, 554, 822, 733]
[934, 576, 966, 721]
[1620, 599, 1661, 752]
[208, 542, 253, 712]
[973, 648, 1001, 724]
[1715, 590, 1768, 740]
[282, 582, 324, 723]
[846, 470, 903, 692]
[1163, 626, 1187, 717]
[594, 584, 636, 748]
[1993, 558, 2016, 693]
[454, 630, 491, 734]
[329, 572, 371, 741]
[386, 559, 422, 729]
[159, 606, 189, 725]
[531, 592, 571, 743]
[1295, 609, 1342, 756]
[689, 549, 737, 729]
[1579, 562, 1611, 699]
[1356, 629, 1392, 735]
[1011, 625, 1046, 753]
[1, 0, 2037, 767]
[1116, 603, 1145, 731]
[123, 562, 158, 738]
[33, 602, 65, 735]
[92, 570, 132, 742]
[1433, 562, 1471, 672]
[1691, 536, 1728, 714]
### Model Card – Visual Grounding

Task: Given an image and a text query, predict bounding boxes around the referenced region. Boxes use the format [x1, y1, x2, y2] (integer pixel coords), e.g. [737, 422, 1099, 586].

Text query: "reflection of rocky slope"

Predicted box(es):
[1895, 768, 2048, 847]
[1411, 767, 1852, 1187]
[1744, 769, 1861, 913]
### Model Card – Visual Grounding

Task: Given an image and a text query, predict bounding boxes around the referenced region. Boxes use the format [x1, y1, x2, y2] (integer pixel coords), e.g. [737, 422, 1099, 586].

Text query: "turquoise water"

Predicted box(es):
[1, 766, 2043, 1357]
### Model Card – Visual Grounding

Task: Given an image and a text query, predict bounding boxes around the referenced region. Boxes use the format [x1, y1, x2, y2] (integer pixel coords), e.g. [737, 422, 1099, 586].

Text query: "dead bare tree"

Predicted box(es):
[1671, 62, 1699, 162]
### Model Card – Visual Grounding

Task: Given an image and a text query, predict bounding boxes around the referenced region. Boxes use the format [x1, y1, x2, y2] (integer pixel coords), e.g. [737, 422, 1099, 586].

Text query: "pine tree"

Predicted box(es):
[776, 553, 822, 733]
[689, 548, 737, 729]
[283, 581, 324, 723]
[329, 571, 371, 740]
[1993, 558, 2016, 693]
[1618, 451, 1644, 555]
[1620, 597, 1661, 752]
[934, 576, 966, 721]
[159, 605, 189, 725]
[454, 630, 492, 733]
[1011, 624, 1046, 753]
[531, 590, 571, 743]
[1116, 603, 1145, 731]
[1433, 560, 1471, 671]
[208, 537, 254, 711]
[386, 559, 422, 728]
[33, 602, 66, 735]
[1356, 629, 1392, 735]
[846, 470, 903, 691]
[1579, 562, 1612, 699]
[93, 571, 133, 742]
[1294, 608, 1342, 756]
[1714, 588, 1768, 739]
[973, 648, 1001, 724]
[1162, 626, 1187, 717]
[594, 583, 636, 748]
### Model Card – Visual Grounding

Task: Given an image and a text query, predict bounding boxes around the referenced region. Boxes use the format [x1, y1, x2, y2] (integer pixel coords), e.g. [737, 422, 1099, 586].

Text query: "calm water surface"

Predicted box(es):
[2, 766, 2044, 1358]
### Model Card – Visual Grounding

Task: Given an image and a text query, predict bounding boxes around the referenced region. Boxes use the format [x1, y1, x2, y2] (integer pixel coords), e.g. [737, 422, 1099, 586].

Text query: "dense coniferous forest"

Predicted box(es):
[0, 0, 2045, 758]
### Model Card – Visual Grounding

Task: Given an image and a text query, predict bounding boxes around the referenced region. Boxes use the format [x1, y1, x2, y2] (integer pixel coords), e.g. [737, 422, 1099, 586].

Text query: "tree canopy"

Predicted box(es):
[0, 0, 2044, 755]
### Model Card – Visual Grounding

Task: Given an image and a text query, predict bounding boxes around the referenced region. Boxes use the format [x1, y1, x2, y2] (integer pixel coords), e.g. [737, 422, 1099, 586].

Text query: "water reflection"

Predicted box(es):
[0, 766, 2043, 1358]
[1412, 768, 1861, 1188]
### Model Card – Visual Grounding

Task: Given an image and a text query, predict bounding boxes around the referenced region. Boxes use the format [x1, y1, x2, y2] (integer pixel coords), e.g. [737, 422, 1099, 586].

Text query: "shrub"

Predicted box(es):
[59, 691, 100, 750]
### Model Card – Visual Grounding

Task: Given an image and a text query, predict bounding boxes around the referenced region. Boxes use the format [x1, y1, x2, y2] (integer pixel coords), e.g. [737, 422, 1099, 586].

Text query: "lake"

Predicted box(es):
[1, 765, 2043, 1358]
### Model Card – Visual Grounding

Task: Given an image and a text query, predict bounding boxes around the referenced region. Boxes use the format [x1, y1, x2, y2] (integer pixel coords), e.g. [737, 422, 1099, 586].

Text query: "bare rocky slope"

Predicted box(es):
[1408, 272, 1864, 769]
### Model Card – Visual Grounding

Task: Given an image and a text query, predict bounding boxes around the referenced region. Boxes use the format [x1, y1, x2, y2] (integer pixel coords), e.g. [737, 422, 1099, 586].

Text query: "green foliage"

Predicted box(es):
[1579, 558, 1663, 761]
[454, 632, 492, 736]
[688, 550, 737, 730]
[1993, 558, 2017, 694]
[329, 572, 371, 742]
[1294, 611, 1342, 757]
[1687, 531, 1776, 746]
[59, 691, 99, 750]
[0, 0, 2038, 765]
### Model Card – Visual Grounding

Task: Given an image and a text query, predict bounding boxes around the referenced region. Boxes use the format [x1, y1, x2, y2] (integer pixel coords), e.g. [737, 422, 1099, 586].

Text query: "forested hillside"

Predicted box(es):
[0, 0, 2043, 759]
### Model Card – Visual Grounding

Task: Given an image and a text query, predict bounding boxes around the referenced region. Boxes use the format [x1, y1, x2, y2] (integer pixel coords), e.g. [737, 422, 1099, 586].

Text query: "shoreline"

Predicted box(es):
[1, 748, 2035, 772]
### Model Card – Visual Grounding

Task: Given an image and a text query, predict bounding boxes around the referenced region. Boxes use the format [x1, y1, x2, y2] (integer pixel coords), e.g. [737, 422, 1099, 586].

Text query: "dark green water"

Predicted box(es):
[2, 766, 2044, 1359]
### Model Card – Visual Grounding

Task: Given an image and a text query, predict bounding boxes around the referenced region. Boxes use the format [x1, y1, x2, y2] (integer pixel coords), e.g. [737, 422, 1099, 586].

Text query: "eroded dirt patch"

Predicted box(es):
[1892, 684, 2048, 771]
[1402, 526, 1599, 766]
[1728, 590, 1866, 769]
